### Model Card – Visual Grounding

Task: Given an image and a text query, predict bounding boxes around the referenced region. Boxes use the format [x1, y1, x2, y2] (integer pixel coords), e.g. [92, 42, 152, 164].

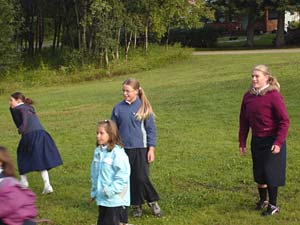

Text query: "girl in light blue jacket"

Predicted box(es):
[90, 120, 130, 225]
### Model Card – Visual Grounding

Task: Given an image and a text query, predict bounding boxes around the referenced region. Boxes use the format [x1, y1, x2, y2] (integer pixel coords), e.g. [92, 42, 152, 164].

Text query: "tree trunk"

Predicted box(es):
[105, 48, 109, 67]
[35, 10, 39, 53]
[166, 24, 170, 50]
[246, 11, 255, 47]
[82, 0, 87, 52]
[145, 23, 148, 51]
[134, 29, 137, 48]
[116, 27, 121, 59]
[74, 0, 81, 49]
[53, 17, 58, 52]
[28, 4, 35, 56]
[275, 10, 285, 47]
[56, 16, 62, 49]
[125, 31, 133, 63]
[38, 13, 44, 51]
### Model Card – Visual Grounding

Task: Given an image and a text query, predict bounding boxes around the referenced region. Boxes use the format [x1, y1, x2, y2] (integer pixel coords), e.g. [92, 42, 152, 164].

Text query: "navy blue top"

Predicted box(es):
[111, 97, 156, 149]
[10, 104, 44, 135]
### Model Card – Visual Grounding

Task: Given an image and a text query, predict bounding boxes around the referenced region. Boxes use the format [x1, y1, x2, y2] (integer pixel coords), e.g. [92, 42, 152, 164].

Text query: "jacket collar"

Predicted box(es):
[249, 84, 280, 96]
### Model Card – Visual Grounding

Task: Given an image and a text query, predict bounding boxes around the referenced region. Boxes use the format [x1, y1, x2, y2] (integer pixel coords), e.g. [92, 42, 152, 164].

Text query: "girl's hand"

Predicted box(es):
[271, 145, 280, 154]
[147, 147, 155, 163]
[89, 198, 95, 203]
[240, 147, 246, 155]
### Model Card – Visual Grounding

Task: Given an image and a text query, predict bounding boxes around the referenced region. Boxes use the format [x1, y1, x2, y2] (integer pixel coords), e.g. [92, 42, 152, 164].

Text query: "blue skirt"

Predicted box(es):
[17, 130, 63, 174]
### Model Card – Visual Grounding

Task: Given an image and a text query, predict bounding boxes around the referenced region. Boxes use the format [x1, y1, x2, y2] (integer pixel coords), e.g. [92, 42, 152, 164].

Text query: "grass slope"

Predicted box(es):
[0, 52, 300, 225]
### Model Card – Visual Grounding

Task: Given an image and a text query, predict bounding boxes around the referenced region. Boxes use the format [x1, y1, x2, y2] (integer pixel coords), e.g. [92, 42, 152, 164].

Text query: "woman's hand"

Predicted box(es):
[271, 145, 280, 154]
[240, 147, 246, 155]
[147, 147, 155, 163]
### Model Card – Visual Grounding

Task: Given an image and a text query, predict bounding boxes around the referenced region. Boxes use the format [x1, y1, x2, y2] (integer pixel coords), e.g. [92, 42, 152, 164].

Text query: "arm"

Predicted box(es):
[144, 114, 157, 162]
[239, 96, 249, 154]
[90, 150, 100, 199]
[111, 106, 118, 124]
[103, 151, 130, 198]
[272, 93, 290, 149]
[18, 107, 28, 134]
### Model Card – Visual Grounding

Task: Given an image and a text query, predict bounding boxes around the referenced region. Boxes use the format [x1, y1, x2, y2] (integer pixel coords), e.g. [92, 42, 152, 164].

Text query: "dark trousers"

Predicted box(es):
[125, 148, 160, 205]
[97, 206, 127, 225]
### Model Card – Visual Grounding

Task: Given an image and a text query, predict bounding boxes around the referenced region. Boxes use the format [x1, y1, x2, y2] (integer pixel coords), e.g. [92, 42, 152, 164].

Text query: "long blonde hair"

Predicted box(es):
[123, 78, 155, 120]
[252, 65, 280, 90]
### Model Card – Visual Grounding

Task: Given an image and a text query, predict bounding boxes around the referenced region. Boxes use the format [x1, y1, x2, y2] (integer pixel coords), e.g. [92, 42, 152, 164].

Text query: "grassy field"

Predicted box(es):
[217, 33, 276, 48]
[0, 52, 300, 225]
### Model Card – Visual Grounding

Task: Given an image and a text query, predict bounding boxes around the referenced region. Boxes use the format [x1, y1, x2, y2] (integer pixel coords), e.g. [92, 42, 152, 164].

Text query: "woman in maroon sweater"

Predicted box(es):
[239, 65, 289, 216]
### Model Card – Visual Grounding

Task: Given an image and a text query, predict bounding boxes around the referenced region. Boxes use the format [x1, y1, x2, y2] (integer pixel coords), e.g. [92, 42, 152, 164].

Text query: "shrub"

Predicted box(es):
[168, 27, 220, 48]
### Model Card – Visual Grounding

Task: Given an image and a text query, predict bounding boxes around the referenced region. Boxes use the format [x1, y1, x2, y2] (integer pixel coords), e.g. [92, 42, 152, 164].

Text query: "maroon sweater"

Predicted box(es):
[239, 90, 289, 148]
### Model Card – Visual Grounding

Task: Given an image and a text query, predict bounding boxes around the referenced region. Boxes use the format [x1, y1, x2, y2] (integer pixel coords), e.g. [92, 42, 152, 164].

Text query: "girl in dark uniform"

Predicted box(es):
[9, 92, 63, 194]
[239, 65, 289, 216]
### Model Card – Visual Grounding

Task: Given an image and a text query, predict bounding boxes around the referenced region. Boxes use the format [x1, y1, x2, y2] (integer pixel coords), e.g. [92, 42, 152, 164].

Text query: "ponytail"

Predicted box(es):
[122, 78, 155, 121]
[136, 87, 155, 120]
[268, 76, 280, 90]
[11, 92, 34, 105]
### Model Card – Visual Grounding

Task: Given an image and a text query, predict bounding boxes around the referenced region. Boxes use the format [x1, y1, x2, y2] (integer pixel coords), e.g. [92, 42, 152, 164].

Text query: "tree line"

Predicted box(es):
[208, 0, 300, 47]
[0, 0, 215, 74]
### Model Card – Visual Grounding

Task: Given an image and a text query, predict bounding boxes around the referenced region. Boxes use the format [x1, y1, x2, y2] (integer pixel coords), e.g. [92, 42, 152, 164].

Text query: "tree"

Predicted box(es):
[208, 0, 265, 47]
[264, 0, 300, 47]
[0, 0, 20, 74]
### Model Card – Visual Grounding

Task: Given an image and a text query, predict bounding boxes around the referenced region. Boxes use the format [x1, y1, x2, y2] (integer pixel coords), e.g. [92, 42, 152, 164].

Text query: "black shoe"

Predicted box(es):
[255, 200, 268, 210]
[262, 204, 279, 216]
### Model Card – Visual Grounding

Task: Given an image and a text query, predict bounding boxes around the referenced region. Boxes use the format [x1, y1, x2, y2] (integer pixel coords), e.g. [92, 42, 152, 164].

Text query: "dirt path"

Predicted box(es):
[193, 48, 300, 55]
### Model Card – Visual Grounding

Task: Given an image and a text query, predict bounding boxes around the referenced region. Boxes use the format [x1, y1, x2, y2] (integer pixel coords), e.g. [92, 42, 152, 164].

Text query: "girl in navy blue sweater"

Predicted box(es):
[9, 92, 63, 194]
[111, 78, 162, 218]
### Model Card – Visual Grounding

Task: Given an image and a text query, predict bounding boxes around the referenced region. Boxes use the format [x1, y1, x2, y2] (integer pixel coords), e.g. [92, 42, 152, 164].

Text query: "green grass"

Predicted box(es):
[0, 52, 300, 224]
[216, 33, 276, 49]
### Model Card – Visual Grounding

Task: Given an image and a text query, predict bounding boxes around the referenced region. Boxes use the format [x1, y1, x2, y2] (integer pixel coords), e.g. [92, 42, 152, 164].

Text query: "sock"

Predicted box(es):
[268, 186, 278, 206]
[258, 187, 267, 201]
[20, 174, 29, 187]
[41, 170, 51, 187]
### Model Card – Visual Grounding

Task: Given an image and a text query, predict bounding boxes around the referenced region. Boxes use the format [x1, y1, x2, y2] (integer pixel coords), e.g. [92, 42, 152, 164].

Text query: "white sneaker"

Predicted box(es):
[42, 184, 53, 194]
[20, 180, 29, 188]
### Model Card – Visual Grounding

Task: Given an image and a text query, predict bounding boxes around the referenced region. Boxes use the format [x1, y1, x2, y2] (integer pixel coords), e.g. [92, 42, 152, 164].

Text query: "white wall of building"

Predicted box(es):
[285, 11, 300, 31]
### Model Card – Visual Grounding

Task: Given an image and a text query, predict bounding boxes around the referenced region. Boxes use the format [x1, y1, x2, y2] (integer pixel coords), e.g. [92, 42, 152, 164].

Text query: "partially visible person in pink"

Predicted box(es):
[239, 65, 289, 216]
[0, 146, 37, 225]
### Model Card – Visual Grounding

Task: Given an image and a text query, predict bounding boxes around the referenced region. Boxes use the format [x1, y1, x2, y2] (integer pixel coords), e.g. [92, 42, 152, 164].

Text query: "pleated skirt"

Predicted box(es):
[17, 130, 63, 174]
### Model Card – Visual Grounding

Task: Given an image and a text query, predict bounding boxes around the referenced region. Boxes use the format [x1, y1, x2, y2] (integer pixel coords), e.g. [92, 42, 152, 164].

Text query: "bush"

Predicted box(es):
[0, 44, 192, 90]
[168, 27, 220, 48]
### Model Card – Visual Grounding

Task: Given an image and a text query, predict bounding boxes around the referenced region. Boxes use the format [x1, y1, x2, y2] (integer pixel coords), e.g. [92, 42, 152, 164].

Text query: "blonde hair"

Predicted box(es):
[123, 78, 155, 120]
[252, 65, 280, 90]
[97, 120, 123, 151]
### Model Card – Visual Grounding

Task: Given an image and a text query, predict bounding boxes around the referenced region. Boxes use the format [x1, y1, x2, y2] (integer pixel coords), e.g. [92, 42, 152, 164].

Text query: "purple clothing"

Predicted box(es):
[0, 177, 37, 225]
[239, 90, 289, 148]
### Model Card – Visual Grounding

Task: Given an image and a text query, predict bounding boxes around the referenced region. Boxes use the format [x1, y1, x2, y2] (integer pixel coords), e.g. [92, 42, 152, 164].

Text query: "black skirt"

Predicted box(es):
[251, 135, 286, 186]
[17, 130, 63, 174]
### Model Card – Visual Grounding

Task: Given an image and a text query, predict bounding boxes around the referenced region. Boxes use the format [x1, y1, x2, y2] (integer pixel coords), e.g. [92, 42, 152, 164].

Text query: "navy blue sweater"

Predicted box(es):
[111, 97, 156, 149]
[10, 104, 44, 135]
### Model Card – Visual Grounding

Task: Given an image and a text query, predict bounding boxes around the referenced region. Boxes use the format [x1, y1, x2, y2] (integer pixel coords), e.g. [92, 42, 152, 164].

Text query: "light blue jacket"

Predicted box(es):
[90, 145, 130, 207]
